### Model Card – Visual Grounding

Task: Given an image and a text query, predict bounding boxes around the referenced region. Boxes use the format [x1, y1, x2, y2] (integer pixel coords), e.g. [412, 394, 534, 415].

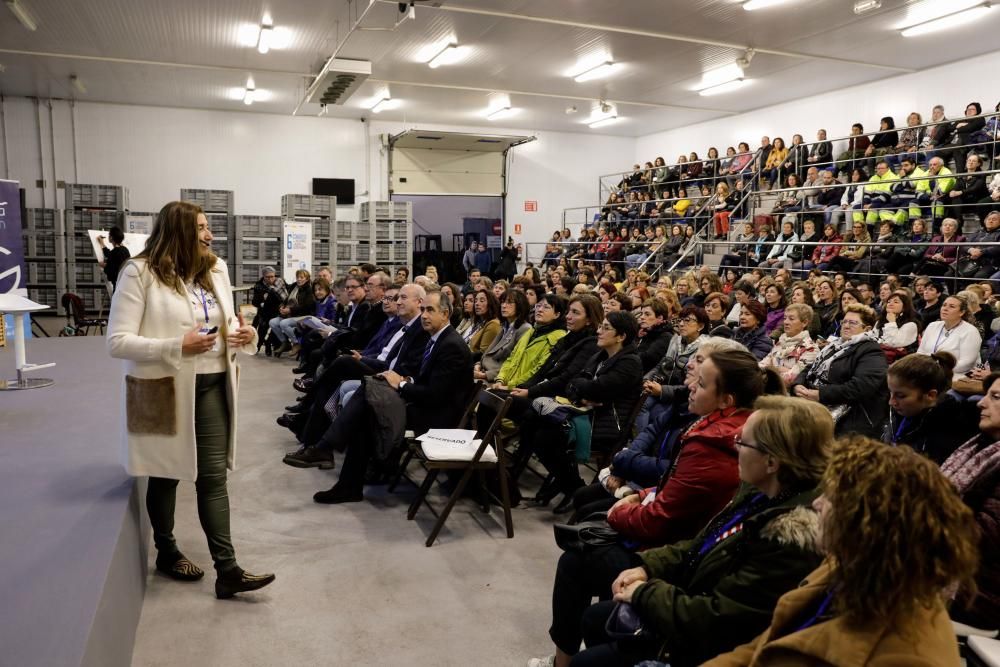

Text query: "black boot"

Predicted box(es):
[155, 550, 204, 581]
[215, 566, 275, 599]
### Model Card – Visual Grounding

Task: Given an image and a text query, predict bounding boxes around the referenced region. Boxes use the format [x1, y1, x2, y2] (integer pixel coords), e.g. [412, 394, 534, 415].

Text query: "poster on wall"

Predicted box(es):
[0, 179, 30, 338]
[125, 213, 154, 235]
[281, 220, 313, 284]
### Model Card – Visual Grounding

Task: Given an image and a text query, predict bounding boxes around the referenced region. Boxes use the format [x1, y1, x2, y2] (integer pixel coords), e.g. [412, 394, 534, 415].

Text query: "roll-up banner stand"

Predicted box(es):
[281, 220, 313, 284]
[0, 180, 29, 339]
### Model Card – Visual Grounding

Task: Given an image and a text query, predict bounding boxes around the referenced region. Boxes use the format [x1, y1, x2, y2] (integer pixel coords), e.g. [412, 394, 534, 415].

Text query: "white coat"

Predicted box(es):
[107, 257, 256, 481]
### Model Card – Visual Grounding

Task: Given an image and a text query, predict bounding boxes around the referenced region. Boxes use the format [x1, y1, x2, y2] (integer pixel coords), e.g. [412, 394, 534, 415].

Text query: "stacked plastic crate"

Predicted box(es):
[360, 201, 413, 277]
[232, 215, 282, 286]
[280, 194, 335, 278]
[66, 183, 129, 314]
[22, 208, 67, 315]
[181, 189, 235, 283]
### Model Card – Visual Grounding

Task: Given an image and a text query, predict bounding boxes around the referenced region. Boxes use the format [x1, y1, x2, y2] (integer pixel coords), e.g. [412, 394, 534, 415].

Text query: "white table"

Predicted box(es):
[0, 294, 55, 390]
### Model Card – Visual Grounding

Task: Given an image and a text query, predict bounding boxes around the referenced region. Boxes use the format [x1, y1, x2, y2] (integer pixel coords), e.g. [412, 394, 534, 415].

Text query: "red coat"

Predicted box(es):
[607, 407, 747, 549]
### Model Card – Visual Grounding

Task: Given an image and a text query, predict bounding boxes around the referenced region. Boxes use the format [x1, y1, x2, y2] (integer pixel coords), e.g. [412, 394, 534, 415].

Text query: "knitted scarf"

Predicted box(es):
[805, 331, 876, 387]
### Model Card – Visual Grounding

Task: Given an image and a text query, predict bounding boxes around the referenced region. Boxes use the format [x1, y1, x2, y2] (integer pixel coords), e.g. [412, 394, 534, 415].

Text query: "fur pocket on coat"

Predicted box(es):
[125, 375, 177, 435]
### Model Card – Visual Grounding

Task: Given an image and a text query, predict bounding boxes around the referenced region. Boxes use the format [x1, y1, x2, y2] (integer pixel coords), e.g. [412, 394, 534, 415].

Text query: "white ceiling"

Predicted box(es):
[0, 0, 998, 137]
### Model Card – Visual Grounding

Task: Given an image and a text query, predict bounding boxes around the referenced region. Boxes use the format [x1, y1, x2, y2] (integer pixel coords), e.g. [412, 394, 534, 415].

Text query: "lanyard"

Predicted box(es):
[893, 416, 910, 444]
[795, 590, 835, 632]
[195, 285, 210, 324]
[932, 323, 953, 353]
[697, 493, 765, 556]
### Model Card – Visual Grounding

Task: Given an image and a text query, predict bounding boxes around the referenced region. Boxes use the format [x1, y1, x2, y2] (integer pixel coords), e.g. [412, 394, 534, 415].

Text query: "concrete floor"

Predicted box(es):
[130, 351, 563, 667]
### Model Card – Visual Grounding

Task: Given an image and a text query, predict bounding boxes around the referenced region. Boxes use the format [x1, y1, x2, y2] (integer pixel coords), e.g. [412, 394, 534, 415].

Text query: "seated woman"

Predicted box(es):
[941, 372, 1000, 629]
[811, 277, 839, 338]
[475, 289, 532, 382]
[914, 217, 964, 277]
[268, 269, 315, 357]
[531, 350, 784, 667]
[719, 222, 756, 272]
[493, 294, 568, 390]
[788, 283, 822, 339]
[760, 303, 820, 386]
[825, 221, 870, 275]
[884, 217, 931, 276]
[770, 173, 802, 214]
[634, 298, 673, 373]
[703, 291, 731, 333]
[762, 284, 785, 338]
[801, 223, 842, 274]
[873, 289, 921, 357]
[455, 292, 476, 339]
[467, 288, 502, 358]
[761, 137, 788, 189]
[732, 299, 774, 361]
[883, 352, 979, 464]
[711, 182, 735, 240]
[916, 292, 982, 379]
[571, 396, 831, 667]
[704, 436, 979, 666]
[791, 304, 888, 438]
[529, 312, 643, 512]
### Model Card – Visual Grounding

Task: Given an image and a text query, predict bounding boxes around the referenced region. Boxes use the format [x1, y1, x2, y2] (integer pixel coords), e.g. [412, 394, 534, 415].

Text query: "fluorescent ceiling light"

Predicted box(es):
[588, 115, 619, 129]
[900, 2, 992, 37]
[486, 106, 513, 120]
[696, 62, 745, 90]
[243, 87, 255, 105]
[70, 75, 86, 95]
[853, 0, 881, 14]
[370, 97, 392, 113]
[699, 78, 750, 96]
[742, 0, 791, 10]
[5, 0, 37, 31]
[428, 43, 459, 68]
[573, 61, 616, 83]
[257, 23, 273, 54]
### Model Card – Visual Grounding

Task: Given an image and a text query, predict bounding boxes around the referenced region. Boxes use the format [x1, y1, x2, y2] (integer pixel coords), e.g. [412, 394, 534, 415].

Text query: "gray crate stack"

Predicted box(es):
[279, 194, 335, 279]
[232, 215, 282, 286]
[181, 189, 235, 283]
[22, 207, 67, 315]
[65, 183, 129, 314]
[360, 200, 413, 276]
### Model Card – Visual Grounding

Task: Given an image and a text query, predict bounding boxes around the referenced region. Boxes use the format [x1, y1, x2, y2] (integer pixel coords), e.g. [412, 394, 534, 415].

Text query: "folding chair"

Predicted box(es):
[584, 390, 648, 479]
[60, 293, 107, 336]
[954, 620, 1000, 667]
[405, 388, 514, 547]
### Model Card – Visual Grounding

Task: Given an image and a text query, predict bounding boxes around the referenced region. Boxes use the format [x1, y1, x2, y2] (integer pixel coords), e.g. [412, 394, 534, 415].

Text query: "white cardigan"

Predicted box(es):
[916, 319, 982, 379]
[107, 258, 256, 481]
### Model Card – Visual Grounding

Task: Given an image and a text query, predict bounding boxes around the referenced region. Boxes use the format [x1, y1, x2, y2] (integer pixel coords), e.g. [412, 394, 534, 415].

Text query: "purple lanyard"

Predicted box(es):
[697, 493, 765, 556]
[795, 590, 834, 632]
[893, 416, 910, 444]
[197, 286, 210, 324]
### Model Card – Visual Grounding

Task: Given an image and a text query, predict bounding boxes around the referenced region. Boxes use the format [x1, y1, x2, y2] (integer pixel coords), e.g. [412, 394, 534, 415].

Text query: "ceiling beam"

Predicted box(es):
[0, 48, 311, 77]
[381, 1, 916, 74]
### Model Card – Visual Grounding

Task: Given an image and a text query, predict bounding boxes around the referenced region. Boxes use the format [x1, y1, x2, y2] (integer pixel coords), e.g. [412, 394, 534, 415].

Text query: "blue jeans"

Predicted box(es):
[269, 316, 303, 343]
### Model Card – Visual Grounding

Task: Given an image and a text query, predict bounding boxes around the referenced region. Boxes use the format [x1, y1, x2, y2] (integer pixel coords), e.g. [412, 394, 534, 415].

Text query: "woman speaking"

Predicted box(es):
[108, 201, 274, 599]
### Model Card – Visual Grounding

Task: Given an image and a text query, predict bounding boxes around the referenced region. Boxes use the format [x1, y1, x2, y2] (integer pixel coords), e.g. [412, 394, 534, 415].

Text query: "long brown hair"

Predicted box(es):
[137, 201, 216, 293]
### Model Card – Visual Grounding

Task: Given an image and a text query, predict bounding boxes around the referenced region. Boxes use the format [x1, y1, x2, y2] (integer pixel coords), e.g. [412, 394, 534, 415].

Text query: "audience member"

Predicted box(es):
[916, 292, 982, 379]
[475, 289, 532, 382]
[760, 303, 819, 386]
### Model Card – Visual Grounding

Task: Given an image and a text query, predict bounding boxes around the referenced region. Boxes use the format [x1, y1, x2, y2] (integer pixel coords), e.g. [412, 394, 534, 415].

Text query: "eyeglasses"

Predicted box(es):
[598, 323, 617, 332]
[680, 316, 699, 324]
[734, 436, 769, 455]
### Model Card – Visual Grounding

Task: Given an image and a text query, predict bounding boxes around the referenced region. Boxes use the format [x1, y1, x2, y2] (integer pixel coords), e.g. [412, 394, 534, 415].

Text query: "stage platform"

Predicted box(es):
[0, 336, 147, 667]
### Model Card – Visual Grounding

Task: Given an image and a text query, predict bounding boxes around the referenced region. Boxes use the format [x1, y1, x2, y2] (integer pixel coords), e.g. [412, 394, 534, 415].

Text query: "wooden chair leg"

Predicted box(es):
[477, 470, 489, 513]
[426, 467, 476, 547]
[407, 468, 439, 520]
[497, 460, 514, 539]
[388, 448, 416, 493]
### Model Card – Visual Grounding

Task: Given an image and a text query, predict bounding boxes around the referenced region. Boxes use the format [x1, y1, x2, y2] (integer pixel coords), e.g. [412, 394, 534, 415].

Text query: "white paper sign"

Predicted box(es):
[417, 428, 495, 462]
[87, 230, 149, 263]
[281, 220, 313, 284]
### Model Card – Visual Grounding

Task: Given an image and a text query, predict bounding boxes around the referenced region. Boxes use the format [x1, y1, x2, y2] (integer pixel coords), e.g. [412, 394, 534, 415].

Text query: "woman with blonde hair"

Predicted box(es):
[705, 436, 979, 665]
[108, 201, 273, 598]
[760, 303, 819, 386]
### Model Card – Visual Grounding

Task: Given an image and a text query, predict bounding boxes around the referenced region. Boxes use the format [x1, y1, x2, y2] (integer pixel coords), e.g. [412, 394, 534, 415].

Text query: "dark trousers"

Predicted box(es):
[300, 356, 378, 446]
[323, 390, 375, 493]
[531, 421, 584, 495]
[146, 372, 236, 573]
[570, 600, 661, 667]
[571, 482, 617, 523]
[549, 546, 642, 656]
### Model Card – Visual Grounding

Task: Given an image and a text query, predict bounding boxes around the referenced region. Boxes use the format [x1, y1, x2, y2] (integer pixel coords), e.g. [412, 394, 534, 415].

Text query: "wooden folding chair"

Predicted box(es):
[404, 388, 514, 547]
[584, 390, 648, 479]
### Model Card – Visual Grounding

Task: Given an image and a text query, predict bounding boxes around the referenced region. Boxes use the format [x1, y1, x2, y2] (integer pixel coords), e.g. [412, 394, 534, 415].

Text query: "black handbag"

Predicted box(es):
[955, 257, 981, 278]
[605, 602, 649, 640]
[553, 512, 618, 553]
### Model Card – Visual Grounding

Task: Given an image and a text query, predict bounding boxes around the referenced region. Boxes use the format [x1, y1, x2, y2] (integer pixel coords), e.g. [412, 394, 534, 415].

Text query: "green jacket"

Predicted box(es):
[916, 166, 956, 194]
[632, 483, 823, 667]
[495, 326, 567, 388]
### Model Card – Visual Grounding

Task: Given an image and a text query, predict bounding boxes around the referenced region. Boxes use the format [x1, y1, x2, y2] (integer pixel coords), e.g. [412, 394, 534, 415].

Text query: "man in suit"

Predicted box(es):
[281, 283, 429, 450]
[296, 290, 473, 504]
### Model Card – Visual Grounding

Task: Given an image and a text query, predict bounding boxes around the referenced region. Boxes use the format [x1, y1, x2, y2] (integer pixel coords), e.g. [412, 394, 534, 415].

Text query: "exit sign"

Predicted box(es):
[524, 200, 538, 212]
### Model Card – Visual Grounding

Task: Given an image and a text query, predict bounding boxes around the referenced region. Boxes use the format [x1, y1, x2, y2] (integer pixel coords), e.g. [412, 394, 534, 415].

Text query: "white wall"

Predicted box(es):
[636, 49, 1000, 164]
[0, 98, 634, 264]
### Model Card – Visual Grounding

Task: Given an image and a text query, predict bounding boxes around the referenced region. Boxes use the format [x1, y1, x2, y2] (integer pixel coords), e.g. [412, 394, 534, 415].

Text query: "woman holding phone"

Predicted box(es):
[108, 201, 274, 599]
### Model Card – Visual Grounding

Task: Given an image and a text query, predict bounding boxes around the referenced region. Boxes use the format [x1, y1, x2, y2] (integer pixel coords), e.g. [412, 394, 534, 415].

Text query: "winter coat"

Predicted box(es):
[881, 394, 980, 464]
[522, 329, 599, 399]
[566, 346, 644, 446]
[764, 306, 784, 337]
[468, 318, 501, 357]
[791, 337, 888, 438]
[283, 282, 316, 317]
[633, 484, 824, 667]
[607, 408, 748, 548]
[635, 322, 674, 373]
[495, 324, 567, 388]
[733, 326, 773, 361]
[811, 235, 843, 264]
[647, 334, 708, 387]
[703, 560, 961, 667]
[107, 258, 257, 481]
[759, 331, 819, 386]
[611, 400, 697, 489]
[479, 320, 531, 381]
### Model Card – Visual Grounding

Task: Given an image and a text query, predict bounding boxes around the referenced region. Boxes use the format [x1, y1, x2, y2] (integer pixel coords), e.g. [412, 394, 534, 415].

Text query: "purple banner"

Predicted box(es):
[0, 180, 26, 295]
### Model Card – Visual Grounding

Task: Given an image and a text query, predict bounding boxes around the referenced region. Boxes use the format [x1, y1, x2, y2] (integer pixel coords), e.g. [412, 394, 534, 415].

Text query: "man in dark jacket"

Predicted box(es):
[301, 290, 474, 503]
[806, 128, 832, 171]
[250, 266, 287, 354]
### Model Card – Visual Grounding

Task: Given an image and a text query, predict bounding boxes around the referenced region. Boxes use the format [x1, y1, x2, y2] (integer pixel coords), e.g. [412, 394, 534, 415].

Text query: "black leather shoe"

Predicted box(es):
[292, 366, 308, 375]
[155, 551, 204, 581]
[215, 567, 275, 600]
[293, 378, 313, 393]
[313, 485, 364, 504]
[553, 494, 576, 515]
[283, 447, 335, 469]
[276, 413, 304, 430]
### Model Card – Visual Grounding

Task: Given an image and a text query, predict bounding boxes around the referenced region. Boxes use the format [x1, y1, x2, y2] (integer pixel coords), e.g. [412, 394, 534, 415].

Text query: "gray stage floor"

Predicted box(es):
[130, 349, 563, 667]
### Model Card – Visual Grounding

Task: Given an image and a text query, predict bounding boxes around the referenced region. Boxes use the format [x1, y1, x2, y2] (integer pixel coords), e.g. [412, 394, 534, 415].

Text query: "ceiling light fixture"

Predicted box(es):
[370, 97, 392, 113]
[853, 0, 882, 14]
[428, 43, 459, 68]
[588, 115, 619, 129]
[5, 0, 37, 31]
[318, 104, 329, 117]
[699, 78, 750, 96]
[742, 0, 791, 10]
[243, 76, 255, 105]
[70, 75, 86, 95]
[573, 61, 616, 83]
[486, 105, 513, 120]
[900, 2, 992, 37]
[257, 21, 273, 54]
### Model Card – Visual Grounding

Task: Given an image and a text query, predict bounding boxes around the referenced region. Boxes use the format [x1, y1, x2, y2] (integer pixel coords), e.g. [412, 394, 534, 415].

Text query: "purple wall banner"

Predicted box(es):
[0, 180, 26, 296]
